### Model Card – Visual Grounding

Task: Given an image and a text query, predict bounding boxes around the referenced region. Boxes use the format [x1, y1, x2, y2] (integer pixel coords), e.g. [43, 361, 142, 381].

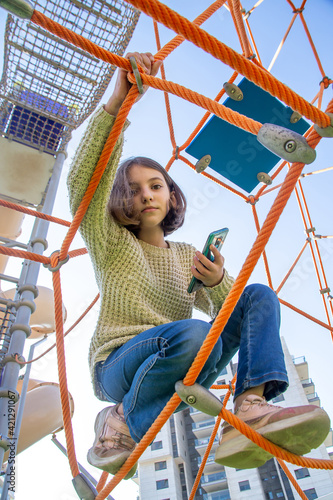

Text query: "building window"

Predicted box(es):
[239, 480, 250, 491]
[216, 378, 226, 385]
[266, 493, 274, 500]
[155, 460, 167, 471]
[276, 492, 284, 498]
[304, 489, 318, 500]
[151, 440, 163, 451]
[272, 393, 285, 403]
[295, 467, 310, 479]
[156, 479, 169, 490]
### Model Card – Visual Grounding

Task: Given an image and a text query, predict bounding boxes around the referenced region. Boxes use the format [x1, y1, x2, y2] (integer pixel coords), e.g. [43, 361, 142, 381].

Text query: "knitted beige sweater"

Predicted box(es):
[67, 107, 235, 398]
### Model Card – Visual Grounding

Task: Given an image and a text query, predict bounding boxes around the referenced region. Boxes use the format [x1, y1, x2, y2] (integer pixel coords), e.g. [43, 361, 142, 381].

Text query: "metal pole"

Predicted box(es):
[0, 151, 66, 488]
[0, 335, 48, 500]
[51, 436, 116, 500]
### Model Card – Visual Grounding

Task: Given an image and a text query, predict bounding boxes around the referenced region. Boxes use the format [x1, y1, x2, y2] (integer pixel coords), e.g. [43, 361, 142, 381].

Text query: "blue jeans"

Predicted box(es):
[95, 284, 288, 442]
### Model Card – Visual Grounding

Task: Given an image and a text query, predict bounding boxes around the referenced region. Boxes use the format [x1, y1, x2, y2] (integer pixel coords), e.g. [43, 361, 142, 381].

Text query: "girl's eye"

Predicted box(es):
[152, 184, 162, 190]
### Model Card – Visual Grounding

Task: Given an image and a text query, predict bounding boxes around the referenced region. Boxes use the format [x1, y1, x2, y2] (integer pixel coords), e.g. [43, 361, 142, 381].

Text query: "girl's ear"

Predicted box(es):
[170, 191, 177, 209]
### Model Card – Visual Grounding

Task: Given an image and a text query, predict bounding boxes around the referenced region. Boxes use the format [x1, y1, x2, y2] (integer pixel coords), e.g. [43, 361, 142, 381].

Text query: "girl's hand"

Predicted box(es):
[191, 245, 225, 288]
[105, 52, 162, 116]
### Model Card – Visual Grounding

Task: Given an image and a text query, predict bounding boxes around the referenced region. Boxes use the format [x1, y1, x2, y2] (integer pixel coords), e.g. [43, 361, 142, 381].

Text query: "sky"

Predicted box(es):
[0, 1, 333, 499]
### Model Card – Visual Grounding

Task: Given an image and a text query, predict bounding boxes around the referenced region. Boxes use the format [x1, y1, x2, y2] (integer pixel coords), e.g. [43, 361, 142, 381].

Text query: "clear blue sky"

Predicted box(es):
[0, 1, 332, 498]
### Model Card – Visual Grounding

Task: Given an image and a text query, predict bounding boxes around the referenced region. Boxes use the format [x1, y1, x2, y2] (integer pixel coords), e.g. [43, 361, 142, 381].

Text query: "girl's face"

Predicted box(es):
[128, 164, 176, 231]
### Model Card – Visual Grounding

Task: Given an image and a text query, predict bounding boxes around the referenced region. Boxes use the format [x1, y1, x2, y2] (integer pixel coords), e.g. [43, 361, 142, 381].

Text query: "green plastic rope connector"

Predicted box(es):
[0, 0, 34, 19]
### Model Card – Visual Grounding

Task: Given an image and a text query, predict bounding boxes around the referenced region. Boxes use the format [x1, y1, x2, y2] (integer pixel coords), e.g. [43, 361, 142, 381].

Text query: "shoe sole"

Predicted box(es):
[215, 407, 330, 469]
[87, 407, 137, 479]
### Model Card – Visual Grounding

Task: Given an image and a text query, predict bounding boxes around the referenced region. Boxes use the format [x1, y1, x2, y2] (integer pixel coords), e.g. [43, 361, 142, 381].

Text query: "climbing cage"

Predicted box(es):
[0, 0, 140, 153]
[0, 0, 332, 499]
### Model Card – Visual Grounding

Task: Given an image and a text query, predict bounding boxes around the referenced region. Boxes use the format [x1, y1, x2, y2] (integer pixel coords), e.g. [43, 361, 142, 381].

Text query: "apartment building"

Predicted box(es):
[134, 338, 333, 499]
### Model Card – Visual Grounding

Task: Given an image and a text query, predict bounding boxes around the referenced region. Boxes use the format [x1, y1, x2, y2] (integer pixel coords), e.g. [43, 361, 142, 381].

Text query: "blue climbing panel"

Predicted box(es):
[185, 78, 310, 192]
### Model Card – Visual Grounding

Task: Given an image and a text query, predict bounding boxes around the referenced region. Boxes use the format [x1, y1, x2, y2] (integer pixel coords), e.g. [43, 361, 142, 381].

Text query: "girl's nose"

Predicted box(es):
[142, 190, 153, 202]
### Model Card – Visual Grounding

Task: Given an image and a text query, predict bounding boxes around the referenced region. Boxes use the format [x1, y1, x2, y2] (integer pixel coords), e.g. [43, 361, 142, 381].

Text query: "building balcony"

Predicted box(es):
[293, 356, 309, 381]
[192, 419, 217, 440]
[306, 392, 320, 406]
[192, 419, 216, 430]
[302, 378, 315, 395]
[190, 407, 213, 423]
[200, 471, 228, 493]
[203, 492, 231, 500]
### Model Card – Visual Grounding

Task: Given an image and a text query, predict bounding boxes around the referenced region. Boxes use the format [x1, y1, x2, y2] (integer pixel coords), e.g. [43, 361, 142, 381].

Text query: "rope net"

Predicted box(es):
[0, 0, 332, 499]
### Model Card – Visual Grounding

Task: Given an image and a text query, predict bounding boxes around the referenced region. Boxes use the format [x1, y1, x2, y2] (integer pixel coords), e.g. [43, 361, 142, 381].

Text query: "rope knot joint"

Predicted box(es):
[44, 251, 70, 272]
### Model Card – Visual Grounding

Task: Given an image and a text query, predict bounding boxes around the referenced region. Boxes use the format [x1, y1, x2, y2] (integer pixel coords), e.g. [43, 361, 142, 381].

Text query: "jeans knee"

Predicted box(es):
[245, 283, 279, 307]
[185, 319, 211, 349]
[243, 283, 280, 329]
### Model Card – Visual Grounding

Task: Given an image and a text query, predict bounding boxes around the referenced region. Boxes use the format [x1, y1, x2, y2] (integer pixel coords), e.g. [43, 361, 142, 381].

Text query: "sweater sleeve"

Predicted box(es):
[67, 106, 129, 260]
[193, 268, 235, 319]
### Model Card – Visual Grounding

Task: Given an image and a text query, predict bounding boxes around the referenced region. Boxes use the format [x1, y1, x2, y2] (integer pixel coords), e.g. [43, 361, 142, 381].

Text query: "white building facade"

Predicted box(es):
[134, 338, 333, 499]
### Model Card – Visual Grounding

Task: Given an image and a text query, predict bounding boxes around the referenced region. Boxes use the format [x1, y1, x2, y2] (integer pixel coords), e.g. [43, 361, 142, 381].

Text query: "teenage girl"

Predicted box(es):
[67, 52, 330, 475]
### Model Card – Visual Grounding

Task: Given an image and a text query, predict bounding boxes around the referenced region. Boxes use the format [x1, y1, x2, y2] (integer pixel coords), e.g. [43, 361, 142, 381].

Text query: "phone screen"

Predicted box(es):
[187, 228, 229, 293]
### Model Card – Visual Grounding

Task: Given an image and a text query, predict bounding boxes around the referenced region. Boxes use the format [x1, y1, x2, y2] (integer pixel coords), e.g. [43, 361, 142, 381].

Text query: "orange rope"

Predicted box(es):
[155, 0, 227, 61]
[59, 87, 139, 261]
[275, 240, 309, 295]
[177, 153, 249, 201]
[125, 0, 330, 128]
[279, 298, 333, 334]
[267, 10, 300, 72]
[189, 416, 222, 499]
[153, 22, 176, 151]
[182, 127, 325, 391]
[277, 459, 308, 500]
[189, 375, 237, 499]
[31, 11, 132, 72]
[153, 1, 227, 154]
[95, 393, 182, 499]
[51, 254, 80, 478]
[16, 294, 100, 366]
[133, 72, 262, 134]
[228, 0, 253, 58]
[298, 10, 326, 78]
[96, 471, 109, 492]
[244, 11, 262, 65]
[251, 203, 274, 289]
[293, 180, 333, 327]
[0, 245, 50, 264]
[179, 71, 238, 152]
[0, 199, 71, 227]
[218, 406, 333, 469]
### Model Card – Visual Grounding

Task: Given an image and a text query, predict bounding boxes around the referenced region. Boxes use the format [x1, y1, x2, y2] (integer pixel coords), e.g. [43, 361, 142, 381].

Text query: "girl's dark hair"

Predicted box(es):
[108, 156, 187, 236]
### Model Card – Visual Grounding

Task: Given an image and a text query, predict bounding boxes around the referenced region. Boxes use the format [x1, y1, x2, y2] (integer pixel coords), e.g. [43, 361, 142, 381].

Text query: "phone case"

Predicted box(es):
[188, 228, 229, 293]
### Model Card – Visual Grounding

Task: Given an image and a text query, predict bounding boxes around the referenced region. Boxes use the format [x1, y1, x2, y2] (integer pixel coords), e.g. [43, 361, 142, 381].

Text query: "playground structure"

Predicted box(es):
[0, 0, 332, 499]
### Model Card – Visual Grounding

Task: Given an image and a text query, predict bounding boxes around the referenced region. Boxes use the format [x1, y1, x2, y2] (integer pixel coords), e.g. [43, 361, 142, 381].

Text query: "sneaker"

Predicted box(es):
[215, 394, 330, 469]
[87, 404, 137, 478]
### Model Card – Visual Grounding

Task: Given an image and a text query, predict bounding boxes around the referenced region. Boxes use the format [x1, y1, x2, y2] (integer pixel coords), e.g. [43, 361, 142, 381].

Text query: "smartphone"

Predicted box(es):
[187, 228, 229, 293]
